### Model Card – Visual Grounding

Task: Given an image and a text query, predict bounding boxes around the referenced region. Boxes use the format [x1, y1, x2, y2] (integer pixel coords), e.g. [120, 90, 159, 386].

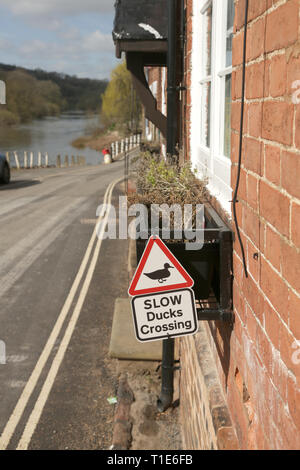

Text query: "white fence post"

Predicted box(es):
[14, 152, 20, 169]
[45, 153, 49, 167]
[30, 152, 34, 168]
[0, 340, 6, 365]
[121, 139, 124, 154]
[24, 151, 28, 169]
[0, 80, 5, 105]
[38, 152, 42, 168]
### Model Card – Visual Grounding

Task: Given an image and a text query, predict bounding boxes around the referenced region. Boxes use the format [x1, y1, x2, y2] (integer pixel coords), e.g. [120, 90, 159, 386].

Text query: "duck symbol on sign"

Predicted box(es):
[144, 263, 174, 284]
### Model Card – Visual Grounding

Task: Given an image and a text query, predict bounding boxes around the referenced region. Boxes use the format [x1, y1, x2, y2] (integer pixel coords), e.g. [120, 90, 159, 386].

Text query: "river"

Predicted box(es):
[0, 112, 104, 167]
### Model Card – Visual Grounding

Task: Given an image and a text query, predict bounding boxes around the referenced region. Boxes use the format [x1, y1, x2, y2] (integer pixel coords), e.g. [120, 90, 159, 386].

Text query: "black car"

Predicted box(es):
[0, 154, 10, 184]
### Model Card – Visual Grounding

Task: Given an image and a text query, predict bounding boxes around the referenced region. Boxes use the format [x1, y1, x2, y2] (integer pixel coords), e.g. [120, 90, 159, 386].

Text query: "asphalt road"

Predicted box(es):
[0, 162, 129, 450]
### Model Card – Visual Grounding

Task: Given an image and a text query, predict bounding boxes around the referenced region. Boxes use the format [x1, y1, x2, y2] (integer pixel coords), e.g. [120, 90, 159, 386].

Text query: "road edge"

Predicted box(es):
[110, 224, 137, 450]
[111, 373, 135, 450]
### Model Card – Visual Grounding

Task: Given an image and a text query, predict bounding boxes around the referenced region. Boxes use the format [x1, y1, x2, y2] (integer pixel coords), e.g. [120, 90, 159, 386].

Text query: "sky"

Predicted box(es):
[0, 0, 119, 80]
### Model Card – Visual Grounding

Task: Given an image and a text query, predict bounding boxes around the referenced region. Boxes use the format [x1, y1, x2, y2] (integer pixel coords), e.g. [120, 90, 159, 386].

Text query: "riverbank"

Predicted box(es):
[71, 128, 123, 152]
[0, 112, 104, 167]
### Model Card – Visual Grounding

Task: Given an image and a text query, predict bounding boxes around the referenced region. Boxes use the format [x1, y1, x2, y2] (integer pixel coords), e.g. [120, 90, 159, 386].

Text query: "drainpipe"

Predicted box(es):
[166, 0, 178, 161]
[232, 0, 249, 278]
[157, 337, 175, 412]
[157, 0, 178, 413]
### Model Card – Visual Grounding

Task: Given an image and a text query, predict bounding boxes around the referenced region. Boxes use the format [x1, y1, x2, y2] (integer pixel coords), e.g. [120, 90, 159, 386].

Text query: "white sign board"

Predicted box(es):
[131, 288, 198, 342]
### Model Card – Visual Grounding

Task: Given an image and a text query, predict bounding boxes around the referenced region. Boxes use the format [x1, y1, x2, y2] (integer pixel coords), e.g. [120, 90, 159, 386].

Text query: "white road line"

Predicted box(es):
[0, 199, 89, 299]
[0, 174, 84, 207]
[0, 196, 84, 277]
[0, 179, 79, 218]
[16, 179, 120, 450]
[0, 177, 122, 450]
[0, 197, 37, 217]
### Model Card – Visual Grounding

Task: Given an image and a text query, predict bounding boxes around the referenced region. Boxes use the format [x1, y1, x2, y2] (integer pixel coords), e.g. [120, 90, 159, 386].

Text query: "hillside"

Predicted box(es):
[0, 63, 108, 125]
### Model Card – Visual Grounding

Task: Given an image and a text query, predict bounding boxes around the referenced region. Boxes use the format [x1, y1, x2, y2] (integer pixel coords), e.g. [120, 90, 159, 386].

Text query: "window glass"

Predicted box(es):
[223, 0, 234, 157]
[223, 75, 232, 158]
[201, 2, 212, 149]
[202, 82, 211, 148]
[226, 0, 234, 67]
[203, 4, 213, 76]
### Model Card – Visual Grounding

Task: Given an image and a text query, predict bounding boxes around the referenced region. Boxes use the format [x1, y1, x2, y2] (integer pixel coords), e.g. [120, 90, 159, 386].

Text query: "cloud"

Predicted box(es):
[0, 36, 12, 51]
[82, 30, 114, 53]
[0, 0, 118, 79]
[19, 39, 48, 55]
[18, 29, 114, 58]
[0, 0, 114, 17]
[13, 28, 116, 78]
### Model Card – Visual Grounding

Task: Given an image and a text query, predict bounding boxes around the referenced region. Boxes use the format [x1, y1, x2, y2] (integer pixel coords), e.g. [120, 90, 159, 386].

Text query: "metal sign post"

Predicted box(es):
[128, 236, 198, 411]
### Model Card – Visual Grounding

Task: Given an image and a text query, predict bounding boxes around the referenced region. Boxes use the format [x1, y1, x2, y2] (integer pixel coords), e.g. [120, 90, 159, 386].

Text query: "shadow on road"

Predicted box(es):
[0, 179, 41, 190]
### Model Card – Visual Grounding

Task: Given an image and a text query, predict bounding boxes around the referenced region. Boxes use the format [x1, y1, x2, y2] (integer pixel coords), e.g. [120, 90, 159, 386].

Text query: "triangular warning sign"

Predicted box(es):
[128, 236, 194, 296]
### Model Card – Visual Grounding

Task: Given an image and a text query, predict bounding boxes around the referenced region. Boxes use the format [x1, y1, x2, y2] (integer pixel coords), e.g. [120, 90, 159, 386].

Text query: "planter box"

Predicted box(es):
[136, 204, 233, 321]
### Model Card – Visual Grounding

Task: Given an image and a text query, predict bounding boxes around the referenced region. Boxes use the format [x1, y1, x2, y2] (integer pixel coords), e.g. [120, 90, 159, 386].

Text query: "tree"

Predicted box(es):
[101, 61, 141, 132]
[0, 69, 64, 123]
[0, 63, 108, 124]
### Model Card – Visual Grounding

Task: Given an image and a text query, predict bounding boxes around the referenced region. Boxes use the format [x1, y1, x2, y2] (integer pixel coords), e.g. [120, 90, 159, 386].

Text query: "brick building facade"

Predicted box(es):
[145, 0, 300, 450]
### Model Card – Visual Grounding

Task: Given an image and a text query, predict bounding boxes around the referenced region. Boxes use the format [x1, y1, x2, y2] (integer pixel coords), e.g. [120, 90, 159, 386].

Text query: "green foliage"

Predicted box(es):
[101, 61, 141, 132]
[131, 152, 207, 205]
[0, 69, 63, 124]
[71, 137, 88, 149]
[128, 153, 208, 232]
[30, 68, 107, 111]
[0, 109, 20, 126]
[0, 63, 109, 125]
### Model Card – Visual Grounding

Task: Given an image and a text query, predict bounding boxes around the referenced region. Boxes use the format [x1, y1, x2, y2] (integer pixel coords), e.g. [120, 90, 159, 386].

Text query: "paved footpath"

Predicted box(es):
[0, 162, 129, 450]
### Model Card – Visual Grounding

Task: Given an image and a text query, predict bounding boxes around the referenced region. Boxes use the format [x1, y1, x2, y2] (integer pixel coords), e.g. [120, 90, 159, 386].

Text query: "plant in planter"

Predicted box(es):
[128, 152, 233, 318]
[128, 152, 224, 303]
[129, 151, 208, 233]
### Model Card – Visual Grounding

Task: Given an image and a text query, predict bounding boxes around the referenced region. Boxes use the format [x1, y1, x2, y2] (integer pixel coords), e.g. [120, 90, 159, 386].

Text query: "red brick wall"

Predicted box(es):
[180, 324, 240, 450]
[148, 67, 163, 114]
[137, 0, 300, 450]
[226, 0, 300, 449]
[180, 0, 300, 450]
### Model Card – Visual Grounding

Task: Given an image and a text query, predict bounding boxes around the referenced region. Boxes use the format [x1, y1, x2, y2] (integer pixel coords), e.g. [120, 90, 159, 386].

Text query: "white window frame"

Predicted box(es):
[190, 0, 234, 215]
[199, 0, 213, 150]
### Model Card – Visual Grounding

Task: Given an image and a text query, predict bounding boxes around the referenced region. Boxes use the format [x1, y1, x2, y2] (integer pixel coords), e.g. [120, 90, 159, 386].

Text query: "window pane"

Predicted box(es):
[202, 82, 211, 148]
[226, 0, 234, 67]
[203, 4, 213, 76]
[223, 75, 232, 158]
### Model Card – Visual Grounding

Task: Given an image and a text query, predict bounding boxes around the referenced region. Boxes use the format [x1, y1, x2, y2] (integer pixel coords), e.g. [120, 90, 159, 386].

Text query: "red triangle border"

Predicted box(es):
[128, 236, 194, 297]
